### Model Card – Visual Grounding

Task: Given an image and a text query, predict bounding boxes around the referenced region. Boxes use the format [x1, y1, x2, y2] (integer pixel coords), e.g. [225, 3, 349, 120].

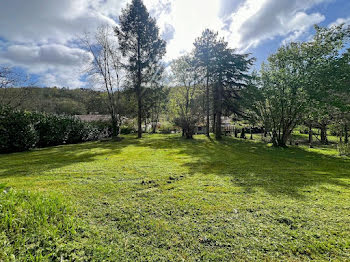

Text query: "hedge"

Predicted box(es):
[0, 107, 111, 153]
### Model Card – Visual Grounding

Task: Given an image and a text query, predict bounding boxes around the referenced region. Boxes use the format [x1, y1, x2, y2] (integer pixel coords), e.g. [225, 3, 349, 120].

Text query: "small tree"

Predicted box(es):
[142, 85, 169, 133]
[0, 66, 32, 109]
[259, 43, 309, 147]
[302, 24, 350, 145]
[170, 55, 202, 138]
[81, 26, 123, 138]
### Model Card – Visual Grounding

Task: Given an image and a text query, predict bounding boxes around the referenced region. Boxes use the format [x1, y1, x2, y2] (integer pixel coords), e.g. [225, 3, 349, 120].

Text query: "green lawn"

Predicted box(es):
[0, 134, 349, 261]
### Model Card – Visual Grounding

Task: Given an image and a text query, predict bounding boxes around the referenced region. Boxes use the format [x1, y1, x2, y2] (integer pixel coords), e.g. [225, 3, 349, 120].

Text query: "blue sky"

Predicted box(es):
[0, 0, 349, 88]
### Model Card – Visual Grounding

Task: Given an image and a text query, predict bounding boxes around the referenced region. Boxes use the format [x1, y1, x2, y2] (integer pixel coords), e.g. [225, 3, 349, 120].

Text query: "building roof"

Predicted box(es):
[75, 114, 111, 122]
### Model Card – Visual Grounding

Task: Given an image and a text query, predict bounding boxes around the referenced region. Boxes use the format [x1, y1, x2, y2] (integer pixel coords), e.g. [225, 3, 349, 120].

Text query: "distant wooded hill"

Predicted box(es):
[0, 87, 136, 116]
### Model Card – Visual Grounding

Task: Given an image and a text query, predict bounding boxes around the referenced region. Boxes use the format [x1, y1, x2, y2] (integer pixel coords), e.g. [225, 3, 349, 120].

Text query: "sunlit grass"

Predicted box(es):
[0, 134, 349, 261]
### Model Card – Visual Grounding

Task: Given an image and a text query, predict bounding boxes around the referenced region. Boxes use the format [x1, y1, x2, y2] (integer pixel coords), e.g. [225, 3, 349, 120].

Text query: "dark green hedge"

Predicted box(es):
[0, 107, 111, 153]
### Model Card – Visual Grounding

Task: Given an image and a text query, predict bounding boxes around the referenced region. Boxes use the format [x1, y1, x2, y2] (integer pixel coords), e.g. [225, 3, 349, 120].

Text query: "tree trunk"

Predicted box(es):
[144, 118, 147, 133]
[345, 123, 348, 144]
[240, 128, 246, 139]
[137, 93, 142, 138]
[215, 81, 223, 140]
[320, 123, 328, 145]
[111, 116, 118, 138]
[215, 111, 222, 139]
[279, 132, 289, 147]
[250, 128, 253, 140]
[137, 37, 142, 139]
[205, 74, 210, 137]
[273, 131, 288, 147]
[308, 124, 313, 148]
[212, 113, 216, 133]
[272, 130, 278, 147]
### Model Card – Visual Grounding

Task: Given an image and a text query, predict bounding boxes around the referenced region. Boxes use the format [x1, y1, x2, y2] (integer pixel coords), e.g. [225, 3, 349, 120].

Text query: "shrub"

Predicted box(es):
[120, 121, 136, 135]
[159, 121, 175, 134]
[33, 114, 72, 147]
[0, 107, 112, 153]
[90, 120, 113, 139]
[338, 142, 350, 156]
[0, 107, 37, 153]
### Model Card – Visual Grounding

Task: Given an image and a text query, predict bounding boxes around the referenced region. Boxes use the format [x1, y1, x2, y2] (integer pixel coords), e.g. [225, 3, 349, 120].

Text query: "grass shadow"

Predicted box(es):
[0, 138, 141, 179]
[133, 134, 350, 198]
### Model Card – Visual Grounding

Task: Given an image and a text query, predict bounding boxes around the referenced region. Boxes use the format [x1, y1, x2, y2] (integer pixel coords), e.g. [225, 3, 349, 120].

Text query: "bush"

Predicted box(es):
[0, 107, 37, 153]
[338, 142, 350, 156]
[33, 114, 71, 147]
[0, 107, 112, 153]
[159, 121, 175, 134]
[90, 120, 113, 138]
[120, 121, 136, 135]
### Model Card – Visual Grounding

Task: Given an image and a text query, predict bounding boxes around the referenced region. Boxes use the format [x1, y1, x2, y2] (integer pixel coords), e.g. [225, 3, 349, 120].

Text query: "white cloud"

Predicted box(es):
[0, 0, 121, 44]
[144, 0, 224, 60]
[0, 0, 336, 87]
[0, 44, 92, 87]
[0, 0, 126, 88]
[226, 0, 326, 50]
[328, 17, 350, 28]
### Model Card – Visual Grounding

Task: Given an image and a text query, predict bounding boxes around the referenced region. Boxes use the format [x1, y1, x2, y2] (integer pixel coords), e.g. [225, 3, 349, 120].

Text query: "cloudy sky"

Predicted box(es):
[0, 0, 349, 88]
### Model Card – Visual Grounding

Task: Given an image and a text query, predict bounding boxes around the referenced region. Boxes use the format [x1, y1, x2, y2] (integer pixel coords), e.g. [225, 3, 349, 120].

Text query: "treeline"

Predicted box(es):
[0, 107, 111, 153]
[0, 0, 349, 151]
[0, 87, 115, 115]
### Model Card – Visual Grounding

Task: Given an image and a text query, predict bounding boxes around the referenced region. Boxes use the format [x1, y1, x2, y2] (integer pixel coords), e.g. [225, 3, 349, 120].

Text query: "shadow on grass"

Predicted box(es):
[132, 134, 350, 198]
[0, 138, 141, 179]
[0, 134, 349, 198]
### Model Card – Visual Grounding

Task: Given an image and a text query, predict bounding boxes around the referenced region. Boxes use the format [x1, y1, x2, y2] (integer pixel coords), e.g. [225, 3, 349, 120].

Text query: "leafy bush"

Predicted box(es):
[0, 185, 81, 261]
[90, 120, 113, 138]
[158, 121, 175, 134]
[33, 114, 71, 147]
[338, 142, 350, 156]
[0, 107, 37, 153]
[120, 121, 136, 135]
[0, 107, 112, 153]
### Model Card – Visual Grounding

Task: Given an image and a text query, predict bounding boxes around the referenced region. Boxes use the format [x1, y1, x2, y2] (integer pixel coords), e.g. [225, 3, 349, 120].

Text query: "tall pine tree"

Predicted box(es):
[194, 29, 218, 137]
[116, 0, 166, 138]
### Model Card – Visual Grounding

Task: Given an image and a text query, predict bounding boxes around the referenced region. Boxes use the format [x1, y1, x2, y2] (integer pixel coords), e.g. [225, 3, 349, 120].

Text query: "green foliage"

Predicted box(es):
[193, 29, 254, 139]
[120, 121, 136, 134]
[0, 87, 110, 115]
[0, 107, 110, 153]
[247, 43, 310, 147]
[34, 114, 72, 147]
[170, 55, 204, 138]
[0, 186, 80, 261]
[116, 0, 167, 138]
[241, 25, 350, 147]
[158, 121, 175, 134]
[0, 107, 37, 153]
[338, 142, 350, 156]
[142, 85, 169, 133]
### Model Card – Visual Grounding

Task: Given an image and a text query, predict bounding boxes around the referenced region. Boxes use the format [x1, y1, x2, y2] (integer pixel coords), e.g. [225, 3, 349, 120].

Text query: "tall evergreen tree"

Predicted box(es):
[211, 39, 253, 139]
[116, 0, 166, 138]
[194, 29, 218, 137]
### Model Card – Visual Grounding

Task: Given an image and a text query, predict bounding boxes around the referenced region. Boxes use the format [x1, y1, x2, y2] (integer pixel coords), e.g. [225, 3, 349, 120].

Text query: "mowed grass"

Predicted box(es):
[0, 134, 349, 261]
